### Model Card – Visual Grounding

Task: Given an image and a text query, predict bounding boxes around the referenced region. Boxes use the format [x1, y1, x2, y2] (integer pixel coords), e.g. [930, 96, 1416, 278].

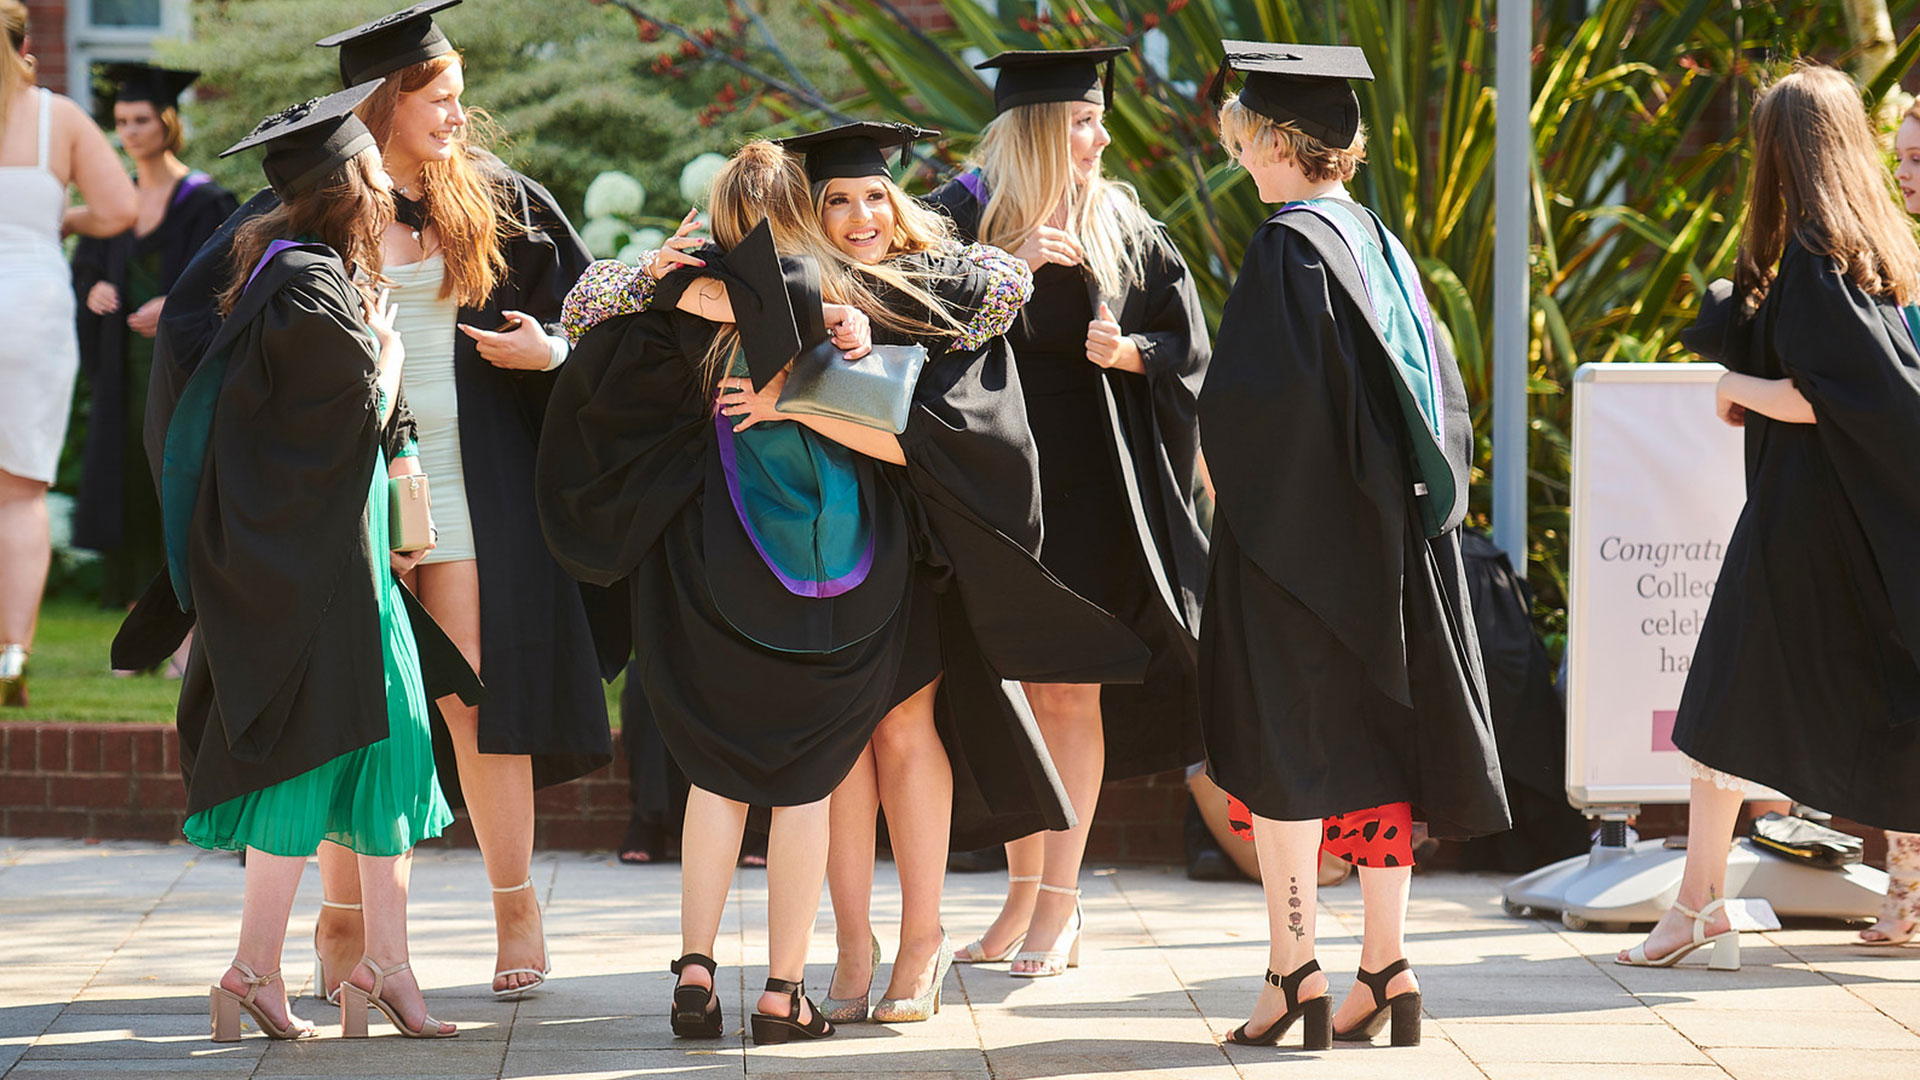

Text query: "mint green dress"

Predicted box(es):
[182, 441, 453, 857]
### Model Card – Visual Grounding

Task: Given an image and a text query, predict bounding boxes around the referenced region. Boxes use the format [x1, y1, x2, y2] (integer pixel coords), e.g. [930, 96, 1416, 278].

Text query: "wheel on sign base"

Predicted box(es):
[1561, 911, 1593, 932]
[1502, 897, 1532, 918]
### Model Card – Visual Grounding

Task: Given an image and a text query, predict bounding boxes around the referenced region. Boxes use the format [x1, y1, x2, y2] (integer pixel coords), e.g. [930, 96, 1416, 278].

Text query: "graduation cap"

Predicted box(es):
[1207, 40, 1374, 149]
[717, 219, 831, 389]
[774, 121, 940, 184]
[316, 0, 462, 88]
[220, 81, 384, 199]
[974, 46, 1127, 114]
[91, 62, 199, 129]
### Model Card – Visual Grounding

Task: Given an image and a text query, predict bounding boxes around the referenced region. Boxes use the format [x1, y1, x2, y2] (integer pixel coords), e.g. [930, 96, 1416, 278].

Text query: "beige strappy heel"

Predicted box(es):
[341, 956, 457, 1038]
[1009, 883, 1083, 978]
[210, 961, 316, 1042]
[312, 898, 362, 1006]
[491, 878, 551, 999]
[1616, 897, 1741, 970]
[955, 875, 1039, 963]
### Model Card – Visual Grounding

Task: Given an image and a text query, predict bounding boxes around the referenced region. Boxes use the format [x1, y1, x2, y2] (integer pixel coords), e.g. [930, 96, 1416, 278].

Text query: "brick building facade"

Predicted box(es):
[21, 0, 190, 107]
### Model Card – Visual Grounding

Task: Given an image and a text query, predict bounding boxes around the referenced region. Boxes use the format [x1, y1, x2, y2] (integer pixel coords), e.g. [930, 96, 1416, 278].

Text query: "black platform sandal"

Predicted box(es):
[1225, 959, 1332, 1050]
[748, 977, 834, 1045]
[669, 953, 723, 1039]
[1332, 958, 1422, 1046]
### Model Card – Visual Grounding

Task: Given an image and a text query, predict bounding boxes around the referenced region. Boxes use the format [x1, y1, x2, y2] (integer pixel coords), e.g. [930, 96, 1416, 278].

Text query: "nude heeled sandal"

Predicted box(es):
[210, 961, 316, 1042]
[1008, 883, 1082, 978]
[312, 898, 361, 1006]
[955, 875, 1039, 963]
[341, 957, 457, 1038]
[492, 878, 551, 999]
[1615, 897, 1741, 970]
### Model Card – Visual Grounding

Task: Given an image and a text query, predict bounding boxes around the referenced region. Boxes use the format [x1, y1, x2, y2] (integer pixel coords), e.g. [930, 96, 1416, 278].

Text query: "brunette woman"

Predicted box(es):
[71, 64, 237, 647]
[924, 47, 1211, 978]
[1202, 42, 1508, 1049]
[0, 0, 135, 704]
[308, 1, 610, 1002]
[544, 137, 1143, 1040]
[1621, 64, 1920, 969]
[113, 82, 464, 1042]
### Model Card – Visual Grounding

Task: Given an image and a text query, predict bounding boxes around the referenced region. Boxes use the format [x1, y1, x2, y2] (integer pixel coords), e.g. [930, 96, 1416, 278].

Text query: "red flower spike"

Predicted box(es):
[1143, 13, 1159, 29]
[1066, 9, 1083, 25]
[1168, 0, 1189, 12]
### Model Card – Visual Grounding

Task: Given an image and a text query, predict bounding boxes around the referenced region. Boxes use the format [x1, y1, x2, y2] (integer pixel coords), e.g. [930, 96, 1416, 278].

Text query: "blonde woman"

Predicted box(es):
[1621, 65, 1920, 968]
[924, 47, 1211, 978]
[0, 0, 135, 704]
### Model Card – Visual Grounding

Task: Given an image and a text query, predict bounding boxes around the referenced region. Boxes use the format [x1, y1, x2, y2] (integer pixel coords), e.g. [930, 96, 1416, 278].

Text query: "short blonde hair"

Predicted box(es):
[1218, 92, 1367, 184]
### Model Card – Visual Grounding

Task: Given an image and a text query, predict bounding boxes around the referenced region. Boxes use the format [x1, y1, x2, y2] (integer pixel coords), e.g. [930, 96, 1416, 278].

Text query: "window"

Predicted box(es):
[67, 0, 189, 112]
[86, 1, 164, 29]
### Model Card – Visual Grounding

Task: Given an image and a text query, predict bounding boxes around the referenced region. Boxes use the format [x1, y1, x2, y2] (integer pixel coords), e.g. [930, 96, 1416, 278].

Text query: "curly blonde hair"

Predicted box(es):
[1217, 93, 1368, 184]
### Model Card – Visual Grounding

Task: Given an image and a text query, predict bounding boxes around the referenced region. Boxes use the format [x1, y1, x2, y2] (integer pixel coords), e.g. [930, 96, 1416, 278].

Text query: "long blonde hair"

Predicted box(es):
[1, 1, 35, 148]
[219, 148, 394, 316]
[1736, 64, 1920, 308]
[968, 100, 1151, 298]
[357, 52, 516, 307]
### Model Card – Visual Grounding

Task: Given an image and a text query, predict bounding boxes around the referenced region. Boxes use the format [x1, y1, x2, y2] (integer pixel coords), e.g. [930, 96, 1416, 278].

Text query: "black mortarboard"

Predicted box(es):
[316, 0, 462, 88]
[91, 62, 199, 129]
[974, 46, 1127, 113]
[1207, 40, 1374, 148]
[774, 121, 940, 184]
[220, 82, 384, 198]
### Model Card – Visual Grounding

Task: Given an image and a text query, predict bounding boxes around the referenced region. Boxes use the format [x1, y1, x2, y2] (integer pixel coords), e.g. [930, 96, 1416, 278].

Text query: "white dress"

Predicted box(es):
[389, 255, 476, 563]
[0, 90, 80, 484]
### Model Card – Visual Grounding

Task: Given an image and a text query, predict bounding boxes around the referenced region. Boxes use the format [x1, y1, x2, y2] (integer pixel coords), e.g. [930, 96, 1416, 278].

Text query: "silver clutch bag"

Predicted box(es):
[776, 341, 927, 434]
[388, 473, 433, 553]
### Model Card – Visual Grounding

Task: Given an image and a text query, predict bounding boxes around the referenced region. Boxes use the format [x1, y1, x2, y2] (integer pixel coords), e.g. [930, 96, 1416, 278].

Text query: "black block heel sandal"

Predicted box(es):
[749, 977, 834, 1045]
[1225, 959, 1332, 1051]
[1332, 958, 1422, 1046]
[669, 953, 723, 1039]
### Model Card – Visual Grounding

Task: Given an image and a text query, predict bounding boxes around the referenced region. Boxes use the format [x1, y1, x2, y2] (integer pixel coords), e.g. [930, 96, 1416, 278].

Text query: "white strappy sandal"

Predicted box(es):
[1009, 883, 1083, 978]
[1615, 897, 1741, 970]
[313, 898, 362, 1005]
[955, 875, 1040, 963]
[491, 878, 551, 999]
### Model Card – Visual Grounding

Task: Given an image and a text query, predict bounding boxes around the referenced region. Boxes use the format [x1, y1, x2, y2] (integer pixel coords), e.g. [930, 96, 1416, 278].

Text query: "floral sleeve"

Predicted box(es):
[559, 252, 661, 344]
[951, 242, 1033, 351]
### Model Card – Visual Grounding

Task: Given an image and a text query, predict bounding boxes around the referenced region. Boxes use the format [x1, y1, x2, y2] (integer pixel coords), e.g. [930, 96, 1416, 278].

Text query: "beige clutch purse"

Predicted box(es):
[388, 473, 434, 553]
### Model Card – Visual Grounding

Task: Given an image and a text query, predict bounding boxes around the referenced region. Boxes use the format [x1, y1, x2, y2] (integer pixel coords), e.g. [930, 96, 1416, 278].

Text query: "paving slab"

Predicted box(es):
[3, 839, 1919, 1079]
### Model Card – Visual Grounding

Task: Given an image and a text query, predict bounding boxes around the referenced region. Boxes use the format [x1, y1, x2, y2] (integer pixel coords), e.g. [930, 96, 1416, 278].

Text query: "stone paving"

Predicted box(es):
[2, 839, 1918, 1079]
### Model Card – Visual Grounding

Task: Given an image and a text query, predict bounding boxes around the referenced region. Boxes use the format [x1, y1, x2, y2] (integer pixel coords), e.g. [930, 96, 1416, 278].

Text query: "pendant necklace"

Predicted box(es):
[395, 187, 426, 245]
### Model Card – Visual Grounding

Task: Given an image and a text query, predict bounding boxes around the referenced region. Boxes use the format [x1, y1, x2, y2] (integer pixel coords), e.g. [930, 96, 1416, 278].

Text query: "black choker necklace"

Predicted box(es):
[394, 193, 427, 243]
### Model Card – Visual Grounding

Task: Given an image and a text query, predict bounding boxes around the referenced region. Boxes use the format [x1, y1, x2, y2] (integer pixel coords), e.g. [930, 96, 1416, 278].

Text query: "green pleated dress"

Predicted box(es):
[182, 444, 453, 857]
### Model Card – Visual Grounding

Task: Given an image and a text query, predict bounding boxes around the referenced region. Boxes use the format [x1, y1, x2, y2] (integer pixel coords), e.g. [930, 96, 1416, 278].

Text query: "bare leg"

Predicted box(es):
[0, 470, 51, 649]
[220, 848, 312, 1034]
[312, 841, 364, 1001]
[1862, 831, 1920, 942]
[826, 745, 879, 1000]
[964, 833, 1043, 960]
[414, 560, 542, 993]
[1331, 865, 1418, 1030]
[350, 850, 452, 1034]
[677, 786, 748, 1000]
[872, 678, 951, 999]
[756, 797, 832, 1022]
[1238, 815, 1329, 1034]
[1618, 776, 1742, 961]
[1011, 681, 1104, 973]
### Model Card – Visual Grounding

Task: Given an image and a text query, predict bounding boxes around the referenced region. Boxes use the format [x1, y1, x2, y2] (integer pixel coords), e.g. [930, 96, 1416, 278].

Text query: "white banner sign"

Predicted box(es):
[1565, 363, 1778, 806]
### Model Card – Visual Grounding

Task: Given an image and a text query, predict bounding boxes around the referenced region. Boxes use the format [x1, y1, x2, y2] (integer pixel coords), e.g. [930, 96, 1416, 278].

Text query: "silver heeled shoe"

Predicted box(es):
[955, 874, 1038, 962]
[1009, 884, 1083, 978]
[821, 932, 881, 1022]
[871, 934, 953, 1023]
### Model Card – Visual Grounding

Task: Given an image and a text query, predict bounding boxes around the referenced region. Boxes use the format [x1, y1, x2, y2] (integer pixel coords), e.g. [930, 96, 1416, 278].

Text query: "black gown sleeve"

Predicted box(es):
[535, 311, 712, 586]
[1769, 245, 1920, 678]
[1201, 220, 1419, 706]
[1126, 225, 1210, 390]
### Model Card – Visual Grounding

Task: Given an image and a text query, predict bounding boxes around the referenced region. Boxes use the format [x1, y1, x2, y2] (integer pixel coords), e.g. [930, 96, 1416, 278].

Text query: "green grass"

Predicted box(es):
[10, 598, 631, 727]
[9, 599, 178, 724]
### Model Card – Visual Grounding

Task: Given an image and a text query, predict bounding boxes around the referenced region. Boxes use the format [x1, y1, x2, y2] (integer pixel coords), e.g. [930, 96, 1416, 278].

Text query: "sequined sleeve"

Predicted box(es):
[951, 242, 1033, 351]
[559, 252, 660, 344]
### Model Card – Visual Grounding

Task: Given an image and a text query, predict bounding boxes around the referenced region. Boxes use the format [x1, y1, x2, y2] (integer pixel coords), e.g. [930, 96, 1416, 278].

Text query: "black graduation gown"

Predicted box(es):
[1196, 207, 1509, 841]
[71, 172, 238, 555]
[537, 252, 1148, 844]
[1671, 244, 1920, 832]
[140, 157, 616, 800]
[111, 244, 480, 816]
[924, 178, 1209, 780]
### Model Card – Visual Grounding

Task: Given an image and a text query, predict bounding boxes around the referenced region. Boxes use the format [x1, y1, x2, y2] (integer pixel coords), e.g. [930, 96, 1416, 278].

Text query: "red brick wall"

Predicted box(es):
[0, 722, 1192, 860]
[23, 0, 69, 94]
[891, 1, 954, 31]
